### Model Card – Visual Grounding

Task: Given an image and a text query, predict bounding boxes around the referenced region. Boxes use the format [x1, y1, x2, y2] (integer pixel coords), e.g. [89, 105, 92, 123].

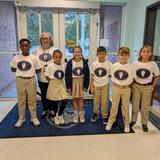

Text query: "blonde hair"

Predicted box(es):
[118, 47, 130, 56]
[40, 32, 53, 46]
[138, 45, 153, 61]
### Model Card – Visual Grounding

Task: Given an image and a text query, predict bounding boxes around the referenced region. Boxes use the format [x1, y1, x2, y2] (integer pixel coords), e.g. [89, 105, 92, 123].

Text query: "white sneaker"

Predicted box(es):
[50, 110, 54, 116]
[31, 118, 40, 126]
[124, 125, 130, 133]
[73, 112, 79, 123]
[54, 116, 60, 125]
[79, 111, 85, 123]
[58, 115, 65, 125]
[15, 119, 26, 128]
[105, 123, 112, 131]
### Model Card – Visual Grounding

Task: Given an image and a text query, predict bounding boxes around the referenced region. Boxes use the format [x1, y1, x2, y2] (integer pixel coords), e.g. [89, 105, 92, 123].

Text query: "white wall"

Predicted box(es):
[124, 0, 159, 62]
[153, 9, 160, 56]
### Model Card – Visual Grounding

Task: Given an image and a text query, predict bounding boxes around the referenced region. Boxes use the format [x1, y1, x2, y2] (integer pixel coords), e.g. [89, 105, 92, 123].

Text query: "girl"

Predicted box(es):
[130, 45, 159, 132]
[65, 46, 90, 123]
[45, 50, 67, 125]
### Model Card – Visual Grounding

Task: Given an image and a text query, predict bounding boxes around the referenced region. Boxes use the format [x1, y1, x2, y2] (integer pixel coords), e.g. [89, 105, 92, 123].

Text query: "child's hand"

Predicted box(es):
[82, 89, 87, 96]
[90, 86, 95, 94]
[67, 89, 72, 95]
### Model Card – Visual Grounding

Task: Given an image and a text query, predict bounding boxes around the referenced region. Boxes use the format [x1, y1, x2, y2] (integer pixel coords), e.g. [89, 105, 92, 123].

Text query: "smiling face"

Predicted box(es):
[140, 47, 152, 62]
[40, 32, 51, 49]
[53, 51, 62, 65]
[118, 52, 129, 64]
[20, 40, 30, 56]
[73, 47, 82, 61]
[97, 51, 106, 62]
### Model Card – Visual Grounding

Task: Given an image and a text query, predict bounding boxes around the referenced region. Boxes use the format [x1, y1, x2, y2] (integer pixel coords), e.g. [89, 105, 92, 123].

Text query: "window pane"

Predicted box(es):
[26, 10, 39, 47]
[100, 5, 122, 52]
[41, 11, 53, 37]
[0, 2, 17, 51]
[78, 14, 90, 57]
[65, 13, 77, 56]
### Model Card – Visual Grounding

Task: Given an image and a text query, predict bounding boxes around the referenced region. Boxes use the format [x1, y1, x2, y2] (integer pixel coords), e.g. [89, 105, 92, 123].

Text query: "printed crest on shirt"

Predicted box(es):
[114, 70, 128, 80]
[72, 67, 83, 76]
[17, 61, 32, 71]
[39, 53, 52, 62]
[54, 70, 64, 79]
[136, 68, 151, 79]
[94, 68, 107, 77]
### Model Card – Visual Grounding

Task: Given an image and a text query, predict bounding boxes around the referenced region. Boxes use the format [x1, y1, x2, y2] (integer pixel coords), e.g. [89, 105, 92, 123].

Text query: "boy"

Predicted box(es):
[10, 38, 41, 127]
[105, 47, 133, 133]
[90, 46, 112, 124]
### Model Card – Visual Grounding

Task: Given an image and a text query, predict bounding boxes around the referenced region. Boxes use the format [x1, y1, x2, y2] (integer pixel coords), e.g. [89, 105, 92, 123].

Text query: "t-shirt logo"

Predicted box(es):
[114, 70, 128, 80]
[95, 68, 107, 77]
[136, 68, 150, 79]
[54, 70, 64, 79]
[73, 67, 83, 76]
[17, 61, 31, 71]
[39, 53, 52, 62]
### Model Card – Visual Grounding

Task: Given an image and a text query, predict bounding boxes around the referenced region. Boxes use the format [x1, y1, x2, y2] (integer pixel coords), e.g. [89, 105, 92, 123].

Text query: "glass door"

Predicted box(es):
[59, 9, 98, 65]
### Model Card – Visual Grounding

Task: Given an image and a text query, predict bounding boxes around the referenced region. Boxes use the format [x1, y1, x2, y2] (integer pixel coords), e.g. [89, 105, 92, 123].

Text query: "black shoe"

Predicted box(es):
[129, 121, 136, 128]
[41, 111, 47, 118]
[103, 117, 109, 125]
[142, 124, 148, 132]
[91, 113, 99, 122]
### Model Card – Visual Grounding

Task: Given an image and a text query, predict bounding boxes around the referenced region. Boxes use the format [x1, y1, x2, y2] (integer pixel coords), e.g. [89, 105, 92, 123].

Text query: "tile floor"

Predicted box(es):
[0, 100, 159, 160]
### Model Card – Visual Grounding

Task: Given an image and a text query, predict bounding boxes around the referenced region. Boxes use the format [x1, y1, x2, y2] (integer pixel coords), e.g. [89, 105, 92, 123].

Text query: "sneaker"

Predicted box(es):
[54, 116, 60, 125]
[105, 123, 112, 131]
[31, 118, 40, 126]
[124, 125, 130, 133]
[15, 119, 26, 128]
[142, 124, 148, 132]
[58, 115, 65, 125]
[103, 117, 108, 125]
[91, 113, 99, 122]
[41, 111, 47, 118]
[50, 110, 55, 116]
[79, 111, 85, 123]
[129, 121, 136, 128]
[73, 112, 79, 123]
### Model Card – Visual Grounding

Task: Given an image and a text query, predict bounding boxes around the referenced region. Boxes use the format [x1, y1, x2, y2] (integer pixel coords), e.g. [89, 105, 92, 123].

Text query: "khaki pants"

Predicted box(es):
[108, 85, 131, 126]
[93, 84, 109, 118]
[131, 83, 153, 125]
[16, 77, 37, 120]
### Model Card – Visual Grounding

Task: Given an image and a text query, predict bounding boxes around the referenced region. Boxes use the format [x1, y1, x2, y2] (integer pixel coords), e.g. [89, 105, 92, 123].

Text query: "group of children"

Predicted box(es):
[11, 37, 160, 133]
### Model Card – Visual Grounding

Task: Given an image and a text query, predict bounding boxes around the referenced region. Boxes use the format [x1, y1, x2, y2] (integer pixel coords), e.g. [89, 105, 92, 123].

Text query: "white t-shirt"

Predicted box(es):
[32, 46, 57, 82]
[45, 62, 65, 80]
[133, 61, 159, 84]
[111, 62, 133, 86]
[91, 60, 112, 87]
[72, 59, 84, 78]
[10, 54, 41, 77]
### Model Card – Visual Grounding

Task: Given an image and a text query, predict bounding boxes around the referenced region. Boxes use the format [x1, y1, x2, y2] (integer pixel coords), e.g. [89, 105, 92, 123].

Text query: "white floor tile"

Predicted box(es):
[0, 101, 17, 122]
[0, 101, 159, 160]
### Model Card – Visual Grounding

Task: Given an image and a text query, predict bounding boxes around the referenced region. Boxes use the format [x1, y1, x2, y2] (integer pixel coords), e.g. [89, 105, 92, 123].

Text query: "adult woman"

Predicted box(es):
[32, 32, 56, 117]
